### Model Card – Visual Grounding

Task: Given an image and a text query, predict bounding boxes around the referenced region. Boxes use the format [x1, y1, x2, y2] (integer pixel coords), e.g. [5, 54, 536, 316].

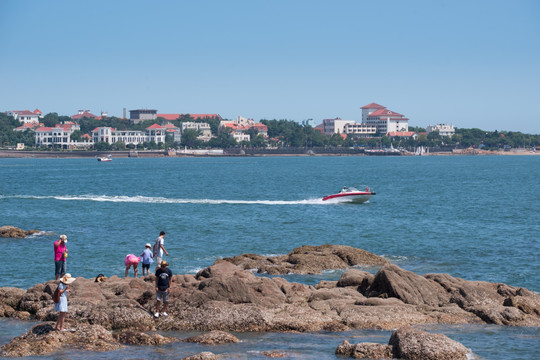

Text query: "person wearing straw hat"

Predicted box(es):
[53, 235, 68, 281]
[154, 260, 172, 318]
[54, 273, 76, 331]
[140, 243, 154, 277]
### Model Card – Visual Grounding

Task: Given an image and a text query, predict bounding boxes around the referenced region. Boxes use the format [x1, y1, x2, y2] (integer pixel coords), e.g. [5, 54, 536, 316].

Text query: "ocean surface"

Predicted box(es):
[1, 155, 539, 359]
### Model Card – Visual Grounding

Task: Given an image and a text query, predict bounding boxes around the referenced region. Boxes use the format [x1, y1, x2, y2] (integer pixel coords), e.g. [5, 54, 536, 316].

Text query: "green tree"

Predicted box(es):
[181, 129, 201, 148]
[94, 141, 111, 151]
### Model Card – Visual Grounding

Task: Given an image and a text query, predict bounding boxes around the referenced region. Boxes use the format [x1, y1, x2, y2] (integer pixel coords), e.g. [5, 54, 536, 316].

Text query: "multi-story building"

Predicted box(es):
[219, 116, 269, 142]
[35, 122, 88, 149]
[71, 110, 99, 120]
[426, 124, 455, 137]
[6, 109, 41, 123]
[343, 123, 377, 137]
[181, 122, 212, 141]
[322, 118, 355, 136]
[129, 109, 157, 124]
[92, 124, 166, 145]
[361, 103, 409, 134]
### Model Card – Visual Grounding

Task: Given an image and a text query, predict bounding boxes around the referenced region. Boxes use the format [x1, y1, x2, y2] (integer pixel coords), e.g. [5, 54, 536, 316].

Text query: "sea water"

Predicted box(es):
[0, 155, 539, 359]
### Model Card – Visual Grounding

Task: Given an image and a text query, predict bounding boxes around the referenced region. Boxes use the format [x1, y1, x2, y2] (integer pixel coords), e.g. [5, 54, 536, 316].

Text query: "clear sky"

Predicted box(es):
[1, 0, 539, 133]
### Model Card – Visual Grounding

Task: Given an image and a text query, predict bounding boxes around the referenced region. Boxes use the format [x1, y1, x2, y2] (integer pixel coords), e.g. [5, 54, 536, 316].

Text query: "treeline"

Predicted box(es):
[1, 112, 538, 150]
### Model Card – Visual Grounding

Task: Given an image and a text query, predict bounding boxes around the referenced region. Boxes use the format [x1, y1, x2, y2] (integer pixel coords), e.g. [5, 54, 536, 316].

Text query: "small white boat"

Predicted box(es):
[322, 186, 375, 203]
[98, 155, 112, 162]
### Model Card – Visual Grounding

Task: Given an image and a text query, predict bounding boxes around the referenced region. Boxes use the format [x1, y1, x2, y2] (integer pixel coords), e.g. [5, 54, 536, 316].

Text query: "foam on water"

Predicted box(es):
[2, 194, 327, 205]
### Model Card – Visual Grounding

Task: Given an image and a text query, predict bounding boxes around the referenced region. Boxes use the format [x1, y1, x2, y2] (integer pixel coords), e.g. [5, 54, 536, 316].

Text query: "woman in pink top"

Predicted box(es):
[54, 235, 68, 280]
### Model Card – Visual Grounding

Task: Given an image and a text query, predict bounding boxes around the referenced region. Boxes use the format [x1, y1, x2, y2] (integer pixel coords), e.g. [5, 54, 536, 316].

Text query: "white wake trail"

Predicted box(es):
[1, 194, 326, 205]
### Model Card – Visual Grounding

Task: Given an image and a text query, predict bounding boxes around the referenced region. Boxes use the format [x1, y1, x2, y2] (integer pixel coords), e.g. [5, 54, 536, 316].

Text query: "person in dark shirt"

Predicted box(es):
[154, 260, 172, 317]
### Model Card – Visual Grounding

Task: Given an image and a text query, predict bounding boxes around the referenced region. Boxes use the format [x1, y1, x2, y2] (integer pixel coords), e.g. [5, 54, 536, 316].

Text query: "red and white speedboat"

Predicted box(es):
[322, 186, 375, 203]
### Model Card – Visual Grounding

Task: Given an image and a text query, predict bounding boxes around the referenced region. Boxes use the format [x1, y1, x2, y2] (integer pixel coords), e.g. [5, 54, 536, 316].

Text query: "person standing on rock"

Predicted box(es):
[54, 273, 76, 331]
[155, 260, 172, 318]
[153, 231, 168, 270]
[53, 235, 68, 281]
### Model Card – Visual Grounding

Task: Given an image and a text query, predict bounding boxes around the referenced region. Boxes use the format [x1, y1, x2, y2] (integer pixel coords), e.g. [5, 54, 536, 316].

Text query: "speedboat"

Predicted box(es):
[98, 155, 112, 162]
[322, 186, 375, 203]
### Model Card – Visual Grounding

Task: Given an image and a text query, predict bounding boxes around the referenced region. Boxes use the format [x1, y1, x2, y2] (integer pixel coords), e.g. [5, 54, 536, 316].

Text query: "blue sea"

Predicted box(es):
[1, 155, 539, 359]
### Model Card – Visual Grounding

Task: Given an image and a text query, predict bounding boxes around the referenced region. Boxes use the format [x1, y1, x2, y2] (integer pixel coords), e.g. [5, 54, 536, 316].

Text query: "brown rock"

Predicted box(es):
[367, 264, 450, 306]
[0, 322, 122, 357]
[337, 269, 374, 288]
[184, 330, 239, 344]
[389, 326, 470, 360]
[0, 226, 40, 238]
[113, 330, 176, 345]
[182, 352, 218, 360]
[220, 244, 388, 275]
[262, 350, 287, 357]
[336, 340, 393, 359]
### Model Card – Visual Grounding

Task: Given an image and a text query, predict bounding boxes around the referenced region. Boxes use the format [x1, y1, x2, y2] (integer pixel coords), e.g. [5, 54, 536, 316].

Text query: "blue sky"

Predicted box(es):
[1, 0, 539, 133]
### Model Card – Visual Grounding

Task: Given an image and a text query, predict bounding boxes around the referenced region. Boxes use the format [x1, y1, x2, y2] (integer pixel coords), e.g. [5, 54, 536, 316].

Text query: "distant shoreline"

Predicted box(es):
[0, 149, 537, 159]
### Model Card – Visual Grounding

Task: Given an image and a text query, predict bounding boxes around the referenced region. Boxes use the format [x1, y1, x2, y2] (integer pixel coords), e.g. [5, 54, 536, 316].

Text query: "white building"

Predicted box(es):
[343, 123, 377, 137]
[361, 103, 409, 134]
[35, 122, 89, 149]
[322, 118, 355, 136]
[181, 122, 212, 141]
[92, 124, 166, 145]
[6, 109, 41, 124]
[426, 124, 455, 137]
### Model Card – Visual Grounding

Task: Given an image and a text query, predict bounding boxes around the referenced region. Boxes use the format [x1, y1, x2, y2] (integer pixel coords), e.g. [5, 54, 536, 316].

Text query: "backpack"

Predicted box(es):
[53, 286, 61, 303]
[153, 237, 161, 257]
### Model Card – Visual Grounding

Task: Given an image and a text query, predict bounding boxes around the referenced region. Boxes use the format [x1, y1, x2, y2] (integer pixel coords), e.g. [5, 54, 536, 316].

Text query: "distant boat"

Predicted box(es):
[98, 155, 112, 162]
[322, 186, 375, 203]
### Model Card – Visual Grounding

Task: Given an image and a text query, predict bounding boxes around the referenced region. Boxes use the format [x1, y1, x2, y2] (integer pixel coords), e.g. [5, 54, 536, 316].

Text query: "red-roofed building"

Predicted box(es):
[35, 122, 85, 149]
[218, 116, 269, 142]
[387, 131, 418, 140]
[5, 110, 40, 123]
[72, 110, 99, 120]
[14, 122, 44, 132]
[361, 103, 409, 134]
[33, 109, 43, 117]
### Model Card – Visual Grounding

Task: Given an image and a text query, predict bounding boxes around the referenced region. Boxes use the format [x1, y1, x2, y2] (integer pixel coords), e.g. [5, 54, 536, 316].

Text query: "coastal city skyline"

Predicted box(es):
[1, 0, 539, 134]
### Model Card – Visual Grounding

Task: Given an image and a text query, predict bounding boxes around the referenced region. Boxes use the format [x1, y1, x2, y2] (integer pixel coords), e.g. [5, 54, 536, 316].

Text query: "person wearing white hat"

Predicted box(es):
[53, 235, 68, 280]
[54, 273, 76, 331]
[139, 243, 154, 277]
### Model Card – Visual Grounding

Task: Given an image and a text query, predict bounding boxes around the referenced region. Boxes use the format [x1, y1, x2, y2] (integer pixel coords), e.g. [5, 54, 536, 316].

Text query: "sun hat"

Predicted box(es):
[160, 260, 169, 267]
[60, 234, 67, 243]
[60, 273, 76, 284]
[145, 243, 151, 248]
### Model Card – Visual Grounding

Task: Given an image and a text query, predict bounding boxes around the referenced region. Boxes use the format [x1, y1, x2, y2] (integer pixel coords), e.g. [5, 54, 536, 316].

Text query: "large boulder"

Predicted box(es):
[336, 340, 393, 359]
[389, 326, 470, 360]
[336, 326, 471, 360]
[0, 323, 122, 358]
[219, 244, 389, 274]
[184, 330, 239, 344]
[366, 264, 450, 306]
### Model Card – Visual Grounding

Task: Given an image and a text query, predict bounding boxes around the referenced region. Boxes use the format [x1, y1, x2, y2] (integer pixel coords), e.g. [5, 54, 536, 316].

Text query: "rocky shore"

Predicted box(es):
[1, 245, 539, 358]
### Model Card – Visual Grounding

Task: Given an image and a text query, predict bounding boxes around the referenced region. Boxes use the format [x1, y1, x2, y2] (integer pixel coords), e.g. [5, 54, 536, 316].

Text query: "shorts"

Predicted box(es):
[155, 256, 162, 266]
[142, 263, 150, 271]
[55, 260, 66, 276]
[156, 289, 169, 303]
